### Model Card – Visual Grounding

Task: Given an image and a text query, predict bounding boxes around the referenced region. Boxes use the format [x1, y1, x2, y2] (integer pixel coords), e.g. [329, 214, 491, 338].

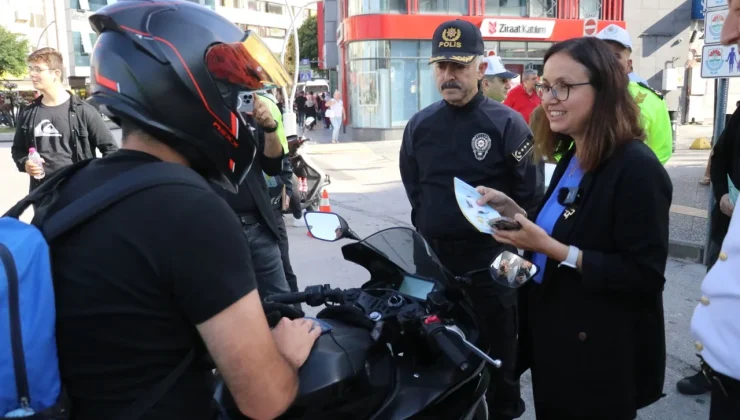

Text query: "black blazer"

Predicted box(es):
[517, 141, 672, 419]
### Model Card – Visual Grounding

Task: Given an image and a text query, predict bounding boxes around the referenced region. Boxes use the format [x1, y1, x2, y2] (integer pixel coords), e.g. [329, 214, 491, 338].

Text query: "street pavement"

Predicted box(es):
[0, 124, 715, 419]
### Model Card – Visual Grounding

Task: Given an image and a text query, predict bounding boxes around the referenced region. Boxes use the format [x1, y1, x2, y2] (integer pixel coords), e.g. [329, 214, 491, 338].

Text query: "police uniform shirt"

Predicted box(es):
[691, 210, 740, 381]
[400, 91, 544, 240]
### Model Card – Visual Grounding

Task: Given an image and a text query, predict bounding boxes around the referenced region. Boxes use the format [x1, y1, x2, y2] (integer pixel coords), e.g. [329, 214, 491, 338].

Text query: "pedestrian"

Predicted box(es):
[400, 19, 544, 420]
[305, 91, 317, 130]
[596, 24, 673, 165]
[477, 36, 672, 420]
[11, 47, 118, 192]
[503, 69, 541, 123]
[481, 56, 516, 103]
[258, 90, 302, 296]
[325, 90, 344, 143]
[295, 91, 307, 126]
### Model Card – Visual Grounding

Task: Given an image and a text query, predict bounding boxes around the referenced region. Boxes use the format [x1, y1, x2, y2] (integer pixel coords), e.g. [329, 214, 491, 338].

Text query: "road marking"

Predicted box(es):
[671, 204, 708, 218]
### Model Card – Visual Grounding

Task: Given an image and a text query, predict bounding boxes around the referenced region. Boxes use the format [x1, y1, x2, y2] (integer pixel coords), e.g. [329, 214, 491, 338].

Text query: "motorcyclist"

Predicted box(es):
[40, 2, 319, 419]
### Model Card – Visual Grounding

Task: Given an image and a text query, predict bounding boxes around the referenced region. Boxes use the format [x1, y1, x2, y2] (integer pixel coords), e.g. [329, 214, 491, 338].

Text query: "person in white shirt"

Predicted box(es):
[690, 3, 740, 418]
[325, 90, 344, 144]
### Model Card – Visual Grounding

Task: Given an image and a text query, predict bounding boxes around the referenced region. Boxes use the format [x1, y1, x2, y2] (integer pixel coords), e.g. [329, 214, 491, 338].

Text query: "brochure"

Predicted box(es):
[729, 175, 738, 206]
[453, 177, 503, 234]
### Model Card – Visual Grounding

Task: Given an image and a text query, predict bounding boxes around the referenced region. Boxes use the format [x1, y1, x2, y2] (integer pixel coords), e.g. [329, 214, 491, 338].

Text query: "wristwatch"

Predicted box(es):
[558, 245, 580, 269]
[262, 120, 278, 133]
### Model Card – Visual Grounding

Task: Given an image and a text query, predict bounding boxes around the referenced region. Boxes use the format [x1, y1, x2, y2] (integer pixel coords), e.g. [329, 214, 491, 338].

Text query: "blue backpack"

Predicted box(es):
[1, 160, 204, 419]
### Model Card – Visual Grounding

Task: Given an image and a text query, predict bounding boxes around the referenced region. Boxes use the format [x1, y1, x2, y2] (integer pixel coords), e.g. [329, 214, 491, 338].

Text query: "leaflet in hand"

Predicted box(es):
[729, 175, 738, 206]
[453, 177, 502, 234]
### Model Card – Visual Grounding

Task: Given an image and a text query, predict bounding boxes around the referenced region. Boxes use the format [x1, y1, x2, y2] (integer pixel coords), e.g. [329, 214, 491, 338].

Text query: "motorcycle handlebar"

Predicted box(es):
[264, 285, 344, 307]
[428, 324, 470, 371]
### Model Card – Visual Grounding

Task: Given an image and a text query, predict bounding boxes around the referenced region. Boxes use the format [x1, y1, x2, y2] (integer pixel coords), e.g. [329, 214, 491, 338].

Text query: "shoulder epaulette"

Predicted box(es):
[637, 82, 664, 100]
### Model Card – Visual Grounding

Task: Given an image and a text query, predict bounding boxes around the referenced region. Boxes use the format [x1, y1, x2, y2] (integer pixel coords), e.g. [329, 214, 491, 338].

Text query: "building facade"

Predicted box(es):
[3, 0, 314, 95]
[319, 0, 626, 140]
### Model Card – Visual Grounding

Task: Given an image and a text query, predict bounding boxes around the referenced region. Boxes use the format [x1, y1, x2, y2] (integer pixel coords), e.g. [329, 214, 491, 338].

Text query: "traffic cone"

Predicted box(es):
[319, 189, 331, 213]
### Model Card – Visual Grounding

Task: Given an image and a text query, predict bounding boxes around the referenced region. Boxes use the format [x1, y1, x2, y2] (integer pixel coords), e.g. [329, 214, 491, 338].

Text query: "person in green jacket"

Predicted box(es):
[257, 91, 288, 153]
[596, 24, 672, 165]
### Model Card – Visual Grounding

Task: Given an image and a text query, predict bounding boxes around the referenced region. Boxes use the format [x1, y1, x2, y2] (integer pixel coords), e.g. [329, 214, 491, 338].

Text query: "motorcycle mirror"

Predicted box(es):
[304, 211, 351, 242]
[489, 251, 539, 288]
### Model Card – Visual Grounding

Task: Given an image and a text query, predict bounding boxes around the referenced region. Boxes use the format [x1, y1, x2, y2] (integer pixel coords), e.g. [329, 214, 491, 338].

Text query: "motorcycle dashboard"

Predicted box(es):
[398, 274, 439, 301]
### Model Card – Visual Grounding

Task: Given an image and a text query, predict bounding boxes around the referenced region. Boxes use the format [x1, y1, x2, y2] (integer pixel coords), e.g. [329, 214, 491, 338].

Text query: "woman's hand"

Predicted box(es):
[492, 213, 553, 254]
[720, 193, 735, 217]
[475, 186, 527, 219]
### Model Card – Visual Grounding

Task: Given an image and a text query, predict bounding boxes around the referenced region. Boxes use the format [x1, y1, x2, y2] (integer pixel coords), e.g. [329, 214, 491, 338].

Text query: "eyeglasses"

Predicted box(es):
[535, 82, 590, 101]
[27, 66, 54, 74]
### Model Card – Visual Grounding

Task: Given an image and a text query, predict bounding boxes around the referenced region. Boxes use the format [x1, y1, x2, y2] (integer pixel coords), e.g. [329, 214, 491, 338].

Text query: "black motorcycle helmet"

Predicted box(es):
[87, 0, 291, 192]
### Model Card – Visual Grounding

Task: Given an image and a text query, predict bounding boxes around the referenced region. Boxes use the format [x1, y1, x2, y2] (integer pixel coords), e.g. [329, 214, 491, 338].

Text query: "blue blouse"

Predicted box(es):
[531, 156, 584, 283]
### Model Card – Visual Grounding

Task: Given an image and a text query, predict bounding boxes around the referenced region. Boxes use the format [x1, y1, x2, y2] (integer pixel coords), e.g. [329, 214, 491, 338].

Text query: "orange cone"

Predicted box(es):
[319, 189, 331, 213]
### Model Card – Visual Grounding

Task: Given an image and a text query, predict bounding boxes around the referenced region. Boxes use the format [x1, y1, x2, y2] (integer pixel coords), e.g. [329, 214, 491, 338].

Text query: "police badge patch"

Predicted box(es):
[512, 135, 534, 162]
[472, 133, 492, 161]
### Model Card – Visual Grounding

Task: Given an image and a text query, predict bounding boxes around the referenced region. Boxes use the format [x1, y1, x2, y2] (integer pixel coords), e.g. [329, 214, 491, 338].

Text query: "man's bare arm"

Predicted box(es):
[197, 291, 298, 420]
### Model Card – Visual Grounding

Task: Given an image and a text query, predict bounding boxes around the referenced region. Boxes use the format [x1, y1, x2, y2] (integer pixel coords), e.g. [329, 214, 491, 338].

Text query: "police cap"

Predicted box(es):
[429, 19, 484, 66]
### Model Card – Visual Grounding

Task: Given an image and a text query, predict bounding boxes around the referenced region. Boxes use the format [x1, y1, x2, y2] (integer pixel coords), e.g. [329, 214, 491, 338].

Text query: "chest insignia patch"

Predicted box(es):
[472, 133, 492, 161]
[512, 135, 534, 162]
[635, 91, 647, 104]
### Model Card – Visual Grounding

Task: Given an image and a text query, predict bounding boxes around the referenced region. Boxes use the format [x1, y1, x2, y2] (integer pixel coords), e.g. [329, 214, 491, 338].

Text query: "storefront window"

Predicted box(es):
[498, 42, 527, 58]
[418, 0, 468, 15]
[347, 0, 408, 15]
[526, 42, 551, 58]
[483, 0, 526, 16]
[70, 0, 117, 11]
[348, 41, 442, 129]
[72, 32, 98, 67]
[349, 59, 391, 128]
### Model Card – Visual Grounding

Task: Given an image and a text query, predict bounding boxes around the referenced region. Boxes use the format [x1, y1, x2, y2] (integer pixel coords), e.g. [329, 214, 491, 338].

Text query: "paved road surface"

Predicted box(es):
[0, 130, 713, 420]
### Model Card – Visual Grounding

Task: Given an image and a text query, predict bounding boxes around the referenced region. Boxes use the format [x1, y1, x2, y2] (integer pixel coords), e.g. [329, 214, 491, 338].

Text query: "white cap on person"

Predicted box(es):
[484, 56, 518, 79]
[596, 24, 632, 50]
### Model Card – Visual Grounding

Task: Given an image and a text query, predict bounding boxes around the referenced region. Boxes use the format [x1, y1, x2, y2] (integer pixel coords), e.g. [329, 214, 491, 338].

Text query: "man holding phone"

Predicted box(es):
[213, 93, 293, 299]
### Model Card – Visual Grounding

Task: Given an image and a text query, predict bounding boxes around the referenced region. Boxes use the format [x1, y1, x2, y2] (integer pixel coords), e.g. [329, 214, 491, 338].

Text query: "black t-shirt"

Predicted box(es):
[32, 99, 72, 176]
[295, 96, 306, 111]
[47, 150, 256, 420]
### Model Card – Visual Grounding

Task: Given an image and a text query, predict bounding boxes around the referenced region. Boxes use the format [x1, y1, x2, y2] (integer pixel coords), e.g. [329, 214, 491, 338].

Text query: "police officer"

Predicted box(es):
[400, 19, 544, 420]
[596, 24, 673, 165]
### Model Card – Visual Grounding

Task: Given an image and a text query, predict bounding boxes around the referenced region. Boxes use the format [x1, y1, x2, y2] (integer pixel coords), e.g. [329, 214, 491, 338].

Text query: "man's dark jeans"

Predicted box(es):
[274, 209, 299, 294]
[430, 239, 524, 420]
[243, 222, 291, 298]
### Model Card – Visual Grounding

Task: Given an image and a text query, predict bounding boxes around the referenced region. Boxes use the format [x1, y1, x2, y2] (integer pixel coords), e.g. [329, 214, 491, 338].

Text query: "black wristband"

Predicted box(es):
[262, 120, 278, 133]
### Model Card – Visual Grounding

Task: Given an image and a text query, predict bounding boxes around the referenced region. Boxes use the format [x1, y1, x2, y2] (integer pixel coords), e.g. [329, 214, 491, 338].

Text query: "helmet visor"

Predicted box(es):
[203, 31, 291, 192]
[205, 30, 292, 92]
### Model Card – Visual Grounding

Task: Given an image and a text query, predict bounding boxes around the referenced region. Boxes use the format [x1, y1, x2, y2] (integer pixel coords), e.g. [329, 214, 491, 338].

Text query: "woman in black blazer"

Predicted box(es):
[476, 37, 672, 419]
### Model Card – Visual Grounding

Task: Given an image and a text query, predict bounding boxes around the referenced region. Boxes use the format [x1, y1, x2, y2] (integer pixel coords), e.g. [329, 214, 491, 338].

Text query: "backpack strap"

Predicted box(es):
[42, 161, 209, 241]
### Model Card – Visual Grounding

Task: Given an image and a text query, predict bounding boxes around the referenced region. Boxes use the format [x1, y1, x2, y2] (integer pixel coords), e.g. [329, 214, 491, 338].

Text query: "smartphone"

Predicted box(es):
[237, 92, 255, 114]
[488, 217, 522, 231]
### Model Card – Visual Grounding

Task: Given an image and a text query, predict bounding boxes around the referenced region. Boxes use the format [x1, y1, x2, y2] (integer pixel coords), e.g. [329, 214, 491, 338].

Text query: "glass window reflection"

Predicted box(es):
[498, 42, 528, 58]
[347, 0, 408, 15]
[348, 41, 443, 129]
[418, 0, 468, 15]
[483, 0, 526, 16]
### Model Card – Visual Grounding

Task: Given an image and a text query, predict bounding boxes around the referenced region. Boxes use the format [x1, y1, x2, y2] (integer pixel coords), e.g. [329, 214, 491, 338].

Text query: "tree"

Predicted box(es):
[0, 26, 30, 78]
[297, 15, 318, 70]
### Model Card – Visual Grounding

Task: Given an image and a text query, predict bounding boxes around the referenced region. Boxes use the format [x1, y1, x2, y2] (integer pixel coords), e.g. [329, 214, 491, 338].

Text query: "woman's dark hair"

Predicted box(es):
[533, 37, 644, 172]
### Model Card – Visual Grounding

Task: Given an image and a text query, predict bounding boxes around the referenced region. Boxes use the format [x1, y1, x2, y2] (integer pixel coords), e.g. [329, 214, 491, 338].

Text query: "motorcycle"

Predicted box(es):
[214, 212, 539, 420]
[285, 118, 331, 213]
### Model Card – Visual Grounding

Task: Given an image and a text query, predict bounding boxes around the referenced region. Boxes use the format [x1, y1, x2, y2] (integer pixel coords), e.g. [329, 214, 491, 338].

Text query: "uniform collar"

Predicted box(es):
[445, 90, 484, 112]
